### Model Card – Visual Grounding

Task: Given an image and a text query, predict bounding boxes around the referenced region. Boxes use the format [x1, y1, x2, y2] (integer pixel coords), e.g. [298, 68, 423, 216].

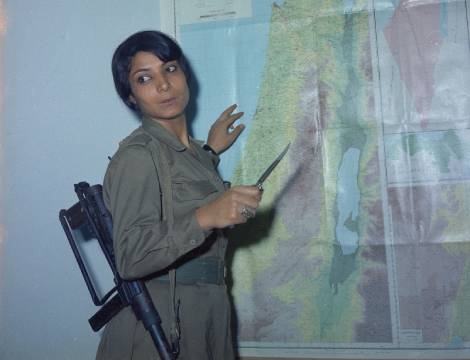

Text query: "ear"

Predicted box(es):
[127, 94, 141, 114]
[128, 94, 136, 105]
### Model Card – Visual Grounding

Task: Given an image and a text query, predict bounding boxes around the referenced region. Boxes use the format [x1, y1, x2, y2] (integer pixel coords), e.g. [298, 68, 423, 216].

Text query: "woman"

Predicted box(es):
[96, 30, 262, 359]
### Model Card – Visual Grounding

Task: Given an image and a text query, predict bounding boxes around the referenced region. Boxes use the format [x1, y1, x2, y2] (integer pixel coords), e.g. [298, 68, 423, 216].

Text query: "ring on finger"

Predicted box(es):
[241, 206, 254, 219]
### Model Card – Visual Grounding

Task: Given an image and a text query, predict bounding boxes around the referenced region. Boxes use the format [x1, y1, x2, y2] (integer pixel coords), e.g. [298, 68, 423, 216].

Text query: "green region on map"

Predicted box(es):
[229, 0, 390, 343]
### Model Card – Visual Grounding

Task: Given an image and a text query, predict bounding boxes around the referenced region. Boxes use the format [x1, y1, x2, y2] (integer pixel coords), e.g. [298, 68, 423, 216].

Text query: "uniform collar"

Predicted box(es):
[142, 117, 187, 152]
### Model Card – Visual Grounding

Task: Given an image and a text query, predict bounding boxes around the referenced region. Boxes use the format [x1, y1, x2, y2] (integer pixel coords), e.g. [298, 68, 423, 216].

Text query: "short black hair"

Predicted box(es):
[111, 30, 190, 113]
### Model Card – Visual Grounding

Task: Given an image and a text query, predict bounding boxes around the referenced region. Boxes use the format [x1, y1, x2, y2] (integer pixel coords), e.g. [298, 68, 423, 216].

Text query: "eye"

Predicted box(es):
[166, 64, 178, 73]
[137, 74, 151, 84]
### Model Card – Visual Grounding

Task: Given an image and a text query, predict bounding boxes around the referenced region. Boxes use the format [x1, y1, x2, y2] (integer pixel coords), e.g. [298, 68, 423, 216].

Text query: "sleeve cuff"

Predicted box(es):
[203, 144, 220, 166]
[179, 212, 213, 251]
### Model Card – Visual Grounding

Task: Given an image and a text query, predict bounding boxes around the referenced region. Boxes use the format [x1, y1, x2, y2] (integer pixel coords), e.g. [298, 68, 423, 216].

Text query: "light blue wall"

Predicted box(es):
[1, 1, 162, 359]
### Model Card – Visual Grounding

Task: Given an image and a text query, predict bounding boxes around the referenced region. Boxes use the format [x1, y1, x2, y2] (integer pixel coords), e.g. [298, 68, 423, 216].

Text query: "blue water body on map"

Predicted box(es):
[335, 147, 361, 255]
[180, 0, 282, 179]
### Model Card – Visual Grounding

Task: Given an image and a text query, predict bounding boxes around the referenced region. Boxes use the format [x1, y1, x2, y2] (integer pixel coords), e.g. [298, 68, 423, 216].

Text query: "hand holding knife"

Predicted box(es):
[240, 143, 290, 219]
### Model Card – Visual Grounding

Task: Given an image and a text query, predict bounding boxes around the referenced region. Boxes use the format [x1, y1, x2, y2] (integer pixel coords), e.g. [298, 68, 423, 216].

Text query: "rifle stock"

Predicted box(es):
[59, 182, 174, 360]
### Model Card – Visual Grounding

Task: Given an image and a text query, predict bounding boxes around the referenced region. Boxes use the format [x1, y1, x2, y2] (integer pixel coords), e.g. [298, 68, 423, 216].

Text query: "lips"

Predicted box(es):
[160, 97, 176, 105]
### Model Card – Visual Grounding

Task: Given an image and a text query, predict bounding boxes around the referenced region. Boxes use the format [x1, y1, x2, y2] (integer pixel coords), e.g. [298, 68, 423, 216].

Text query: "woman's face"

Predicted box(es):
[128, 51, 189, 122]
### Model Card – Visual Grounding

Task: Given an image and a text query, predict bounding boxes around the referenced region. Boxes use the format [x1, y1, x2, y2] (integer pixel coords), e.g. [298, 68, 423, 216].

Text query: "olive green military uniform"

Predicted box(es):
[95, 118, 234, 360]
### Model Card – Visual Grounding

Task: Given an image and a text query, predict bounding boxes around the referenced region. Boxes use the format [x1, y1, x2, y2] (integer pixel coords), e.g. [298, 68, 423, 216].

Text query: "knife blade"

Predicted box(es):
[255, 143, 290, 190]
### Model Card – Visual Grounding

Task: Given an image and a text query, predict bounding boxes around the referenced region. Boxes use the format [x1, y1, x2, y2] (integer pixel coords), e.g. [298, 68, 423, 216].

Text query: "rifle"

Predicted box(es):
[59, 182, 175, 360]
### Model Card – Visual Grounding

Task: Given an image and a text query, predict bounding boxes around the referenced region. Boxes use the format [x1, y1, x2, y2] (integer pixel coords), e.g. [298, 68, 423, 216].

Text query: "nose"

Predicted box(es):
[155, 75, 170, 93]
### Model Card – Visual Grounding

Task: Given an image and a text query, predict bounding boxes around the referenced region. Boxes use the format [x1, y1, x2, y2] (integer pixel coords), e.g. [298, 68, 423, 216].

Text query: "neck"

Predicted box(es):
[146, 114, 190, 147]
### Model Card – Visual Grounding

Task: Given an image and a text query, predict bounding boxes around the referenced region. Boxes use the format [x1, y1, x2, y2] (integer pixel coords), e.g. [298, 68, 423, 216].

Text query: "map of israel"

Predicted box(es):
[177, 0, 470, 357]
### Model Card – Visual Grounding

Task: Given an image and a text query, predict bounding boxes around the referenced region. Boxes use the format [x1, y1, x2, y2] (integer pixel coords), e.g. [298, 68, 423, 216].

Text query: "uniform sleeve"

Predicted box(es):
[103, 145, 209, 280]
[207, 151, 220, 167]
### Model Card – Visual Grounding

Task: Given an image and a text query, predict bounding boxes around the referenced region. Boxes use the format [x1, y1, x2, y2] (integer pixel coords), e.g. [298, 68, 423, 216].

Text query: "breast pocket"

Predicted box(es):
[172, 179, 218, 203]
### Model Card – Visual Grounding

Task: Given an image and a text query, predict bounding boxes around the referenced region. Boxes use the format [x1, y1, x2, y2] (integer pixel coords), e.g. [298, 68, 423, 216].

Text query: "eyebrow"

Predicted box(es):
[130, 67, 151, 77]
[129, 60, 177, 78]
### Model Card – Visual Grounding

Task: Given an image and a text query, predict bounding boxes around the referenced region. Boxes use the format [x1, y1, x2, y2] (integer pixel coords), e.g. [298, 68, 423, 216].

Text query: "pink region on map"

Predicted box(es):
[383, 0, 443, 127]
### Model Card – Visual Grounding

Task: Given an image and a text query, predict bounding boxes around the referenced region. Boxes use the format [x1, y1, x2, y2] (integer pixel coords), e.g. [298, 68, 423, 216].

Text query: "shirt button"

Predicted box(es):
[190, 239, 197, 245]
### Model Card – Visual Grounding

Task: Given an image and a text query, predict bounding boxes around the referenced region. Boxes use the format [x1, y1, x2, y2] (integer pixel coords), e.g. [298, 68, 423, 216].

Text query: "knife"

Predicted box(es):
[255, 143, 290, 190]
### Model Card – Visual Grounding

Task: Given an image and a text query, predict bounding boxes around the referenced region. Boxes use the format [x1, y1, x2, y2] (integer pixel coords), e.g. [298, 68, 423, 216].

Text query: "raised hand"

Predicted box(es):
[206, 104, 245, 154]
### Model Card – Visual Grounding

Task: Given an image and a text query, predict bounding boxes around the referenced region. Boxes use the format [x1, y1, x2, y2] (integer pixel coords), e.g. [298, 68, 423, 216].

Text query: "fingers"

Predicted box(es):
[219, 104, 244, 128]
[221, 186, 260, 225]
[240, 206, 255, 220]
[220, 104, 238, 119]
[231, 185, 262, 196]
[226, 111, 244, 127]
[197, 185, 263, 229]
[227, 124, 245, 142]
[207, 104, 247, 155]
[230, 186, 262, 209]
